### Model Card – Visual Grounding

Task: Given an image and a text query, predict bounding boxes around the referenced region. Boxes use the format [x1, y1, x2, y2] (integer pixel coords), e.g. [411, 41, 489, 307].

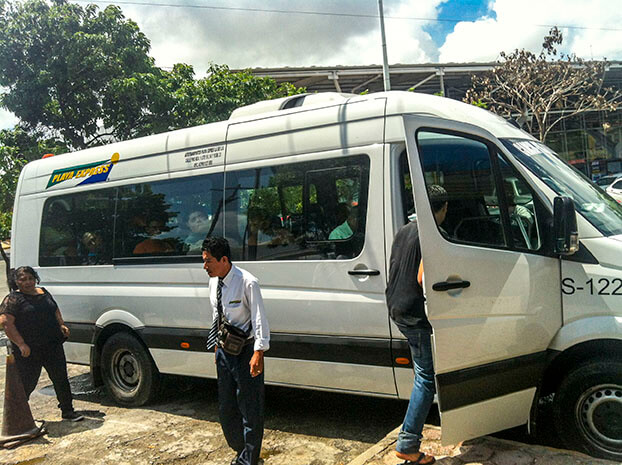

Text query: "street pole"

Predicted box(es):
[378, 0, 391, 91]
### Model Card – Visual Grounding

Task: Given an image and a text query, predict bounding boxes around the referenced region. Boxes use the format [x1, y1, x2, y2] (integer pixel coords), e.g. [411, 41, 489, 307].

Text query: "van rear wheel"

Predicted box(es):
[101, 332, 160, 406]
[553, 360, 622, 461]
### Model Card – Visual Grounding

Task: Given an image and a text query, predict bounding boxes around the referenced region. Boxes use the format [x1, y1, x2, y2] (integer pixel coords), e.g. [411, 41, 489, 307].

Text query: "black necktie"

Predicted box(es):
[206, 278, 224, 350]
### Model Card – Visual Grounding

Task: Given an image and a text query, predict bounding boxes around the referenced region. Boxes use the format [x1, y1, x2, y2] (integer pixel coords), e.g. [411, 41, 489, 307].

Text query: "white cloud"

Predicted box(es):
[439, 0, 622, 63]
[0, 108, 18, 131]
[117, 0, 444, 71]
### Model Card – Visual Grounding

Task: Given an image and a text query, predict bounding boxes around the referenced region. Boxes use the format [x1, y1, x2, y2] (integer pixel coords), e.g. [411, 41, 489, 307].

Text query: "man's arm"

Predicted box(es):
[0, 313, 30, 357]
[247, 280, 270, 377]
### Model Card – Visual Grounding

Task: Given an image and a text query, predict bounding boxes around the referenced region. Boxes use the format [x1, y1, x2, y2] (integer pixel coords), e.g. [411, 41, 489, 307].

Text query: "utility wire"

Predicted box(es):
[68, 0, 622, 33]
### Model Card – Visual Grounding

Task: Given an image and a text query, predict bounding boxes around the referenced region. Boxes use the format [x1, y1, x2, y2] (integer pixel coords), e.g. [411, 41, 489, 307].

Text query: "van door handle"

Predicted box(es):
[348, 269, 380, 276]
[432, 280, 471, 291]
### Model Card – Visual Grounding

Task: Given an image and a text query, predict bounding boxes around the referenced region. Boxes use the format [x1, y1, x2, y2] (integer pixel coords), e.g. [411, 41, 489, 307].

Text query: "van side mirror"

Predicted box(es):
[553, 196, 579, 255]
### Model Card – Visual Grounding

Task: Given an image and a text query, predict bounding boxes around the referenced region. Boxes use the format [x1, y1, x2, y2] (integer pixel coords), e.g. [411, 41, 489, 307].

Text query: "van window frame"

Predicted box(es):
[413, 127, 554, 258]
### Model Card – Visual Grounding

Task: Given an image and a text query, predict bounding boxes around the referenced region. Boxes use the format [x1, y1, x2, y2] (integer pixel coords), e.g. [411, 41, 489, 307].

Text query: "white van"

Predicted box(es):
[10, 91, 622, 460]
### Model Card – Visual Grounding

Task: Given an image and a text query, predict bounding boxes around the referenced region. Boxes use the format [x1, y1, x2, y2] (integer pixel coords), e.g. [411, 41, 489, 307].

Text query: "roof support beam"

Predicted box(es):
[329, 71, 342, 92]
[351, 74, 382, 94]
[409, 73, 436, 91]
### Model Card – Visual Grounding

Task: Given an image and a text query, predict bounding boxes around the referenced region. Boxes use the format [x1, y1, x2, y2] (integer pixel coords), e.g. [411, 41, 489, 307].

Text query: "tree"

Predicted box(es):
[464, 27, 622, 142]
[0, 0, 305, 148]
[0, 0, 155, 149]
[107, 63, 305, 140]
[0, 127, 68, 239]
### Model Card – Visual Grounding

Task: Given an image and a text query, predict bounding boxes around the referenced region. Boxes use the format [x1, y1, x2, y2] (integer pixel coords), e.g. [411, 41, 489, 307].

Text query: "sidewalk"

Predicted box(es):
[346, 425, 617, 465]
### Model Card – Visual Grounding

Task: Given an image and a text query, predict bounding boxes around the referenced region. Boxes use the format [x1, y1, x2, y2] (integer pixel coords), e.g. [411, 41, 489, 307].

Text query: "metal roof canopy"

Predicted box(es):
[243, 62, 622, 101]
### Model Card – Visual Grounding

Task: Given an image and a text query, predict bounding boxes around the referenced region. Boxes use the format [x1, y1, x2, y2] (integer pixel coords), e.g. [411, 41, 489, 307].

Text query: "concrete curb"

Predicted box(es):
[346, 425, 618, 465]
[347, 426, 400, 465]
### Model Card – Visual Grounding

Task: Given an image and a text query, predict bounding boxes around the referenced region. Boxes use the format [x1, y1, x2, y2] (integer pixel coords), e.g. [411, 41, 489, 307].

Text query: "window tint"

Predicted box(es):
[115, 173, 224, 258]
[417, 131, 506, 247]
[612, 180, 622, 190]
[40, 189, 116, 266]
[224, 155, 370, 261]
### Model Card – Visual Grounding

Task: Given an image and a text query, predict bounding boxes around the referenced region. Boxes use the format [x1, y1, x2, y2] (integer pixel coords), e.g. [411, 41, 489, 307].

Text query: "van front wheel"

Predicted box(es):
[553, 360, 622, 461]
[101, 332, 160, 407]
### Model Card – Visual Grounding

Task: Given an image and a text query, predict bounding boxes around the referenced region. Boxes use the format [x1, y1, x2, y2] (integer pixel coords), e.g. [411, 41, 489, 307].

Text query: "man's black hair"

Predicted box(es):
[201, 236, 231, 262]
[428, 184, 448, 213]
[9, 266, 41, 291]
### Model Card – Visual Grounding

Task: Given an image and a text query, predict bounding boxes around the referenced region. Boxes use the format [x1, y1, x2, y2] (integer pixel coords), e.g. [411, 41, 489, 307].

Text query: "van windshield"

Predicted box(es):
[501, 138, 622, 237]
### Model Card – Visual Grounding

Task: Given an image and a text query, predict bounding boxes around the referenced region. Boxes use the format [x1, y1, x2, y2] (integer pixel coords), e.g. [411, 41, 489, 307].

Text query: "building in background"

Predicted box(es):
[248, 62, 622, 179]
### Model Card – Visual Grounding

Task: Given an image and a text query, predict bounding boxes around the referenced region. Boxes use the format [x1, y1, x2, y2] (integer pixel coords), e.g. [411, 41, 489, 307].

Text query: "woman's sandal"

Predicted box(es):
[396, 451, 436, 465]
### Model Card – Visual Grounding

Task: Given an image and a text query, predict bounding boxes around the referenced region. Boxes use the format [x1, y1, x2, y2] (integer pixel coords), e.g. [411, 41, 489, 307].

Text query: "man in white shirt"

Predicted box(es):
[202, 236, 270, 465]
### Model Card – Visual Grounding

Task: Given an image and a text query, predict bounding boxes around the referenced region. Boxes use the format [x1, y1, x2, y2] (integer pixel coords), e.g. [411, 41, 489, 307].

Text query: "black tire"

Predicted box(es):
[553, 359, 622, 461]
[100, 332, 160, 407]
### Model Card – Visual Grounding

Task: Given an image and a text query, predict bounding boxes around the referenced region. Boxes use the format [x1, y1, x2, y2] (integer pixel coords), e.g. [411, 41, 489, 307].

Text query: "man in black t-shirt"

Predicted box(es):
[386, 185, 448, 465]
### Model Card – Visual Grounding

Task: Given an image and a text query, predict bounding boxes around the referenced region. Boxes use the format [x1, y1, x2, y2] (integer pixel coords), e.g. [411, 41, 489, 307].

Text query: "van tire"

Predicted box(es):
[553, 359, 622, 461]
[101, 332, 160, 407]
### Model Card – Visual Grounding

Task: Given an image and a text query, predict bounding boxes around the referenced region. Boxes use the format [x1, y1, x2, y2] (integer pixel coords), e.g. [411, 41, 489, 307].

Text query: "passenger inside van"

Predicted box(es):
[184, 210, 212, 254]
[329, 205, 358, 240]
[40, 200, 78, 264]
[133, 219, 174, 255]
[80, 232, 105, 265]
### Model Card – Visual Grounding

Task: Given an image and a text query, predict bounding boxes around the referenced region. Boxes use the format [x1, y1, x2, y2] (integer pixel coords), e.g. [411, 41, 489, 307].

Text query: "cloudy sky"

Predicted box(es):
[2, 0, 622, 129]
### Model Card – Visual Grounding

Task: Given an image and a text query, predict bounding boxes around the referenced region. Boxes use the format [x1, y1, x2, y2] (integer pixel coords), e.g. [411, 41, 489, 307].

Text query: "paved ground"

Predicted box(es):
[0, 350, 617, 465]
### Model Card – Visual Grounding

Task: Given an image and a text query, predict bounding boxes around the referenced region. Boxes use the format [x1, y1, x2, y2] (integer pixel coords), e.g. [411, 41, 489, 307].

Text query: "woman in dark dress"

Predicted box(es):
[0, 266, 83, 421]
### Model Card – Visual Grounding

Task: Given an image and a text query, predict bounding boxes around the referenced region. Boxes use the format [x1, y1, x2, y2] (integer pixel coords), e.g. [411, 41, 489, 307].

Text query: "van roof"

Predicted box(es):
[18, 91, 530, 195]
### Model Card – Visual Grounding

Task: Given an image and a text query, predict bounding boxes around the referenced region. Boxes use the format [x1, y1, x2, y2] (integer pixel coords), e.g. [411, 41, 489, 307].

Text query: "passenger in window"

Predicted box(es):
[184, 211, 212, 254]
[329, 205, 358, 240]
[41, 200, 77, 263]
[386, 184, 448, 465]
[133, 219, 174, 255]
[80, 232, 105, 265]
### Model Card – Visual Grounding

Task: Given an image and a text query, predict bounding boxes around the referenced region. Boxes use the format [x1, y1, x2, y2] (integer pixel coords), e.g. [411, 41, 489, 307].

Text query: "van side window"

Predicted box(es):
[115, 173, 224, 258]
[417, 131, 506, 247]
[224, 155, 370, 261]
[398, 151, 415, 224]
[416, 130, 546, 252]
[496, 153, 542, 251]
[40, 189, 116, 266]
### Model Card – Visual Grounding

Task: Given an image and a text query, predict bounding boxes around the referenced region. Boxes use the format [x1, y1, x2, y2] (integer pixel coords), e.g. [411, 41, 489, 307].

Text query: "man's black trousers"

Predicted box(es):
[13, 342, 74, 414]
[216, 343, 264, 465]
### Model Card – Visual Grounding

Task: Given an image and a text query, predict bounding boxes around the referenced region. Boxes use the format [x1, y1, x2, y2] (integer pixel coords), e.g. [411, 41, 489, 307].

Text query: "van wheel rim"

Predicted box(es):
[577, 384, 622, 451]
[111, 350, 140, 391]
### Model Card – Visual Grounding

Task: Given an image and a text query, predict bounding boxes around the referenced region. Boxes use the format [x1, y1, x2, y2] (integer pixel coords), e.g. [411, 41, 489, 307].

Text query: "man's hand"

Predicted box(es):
[249, 350, 264, 377]
[60, 325, 70, 339]
[17, 343, 31, 358]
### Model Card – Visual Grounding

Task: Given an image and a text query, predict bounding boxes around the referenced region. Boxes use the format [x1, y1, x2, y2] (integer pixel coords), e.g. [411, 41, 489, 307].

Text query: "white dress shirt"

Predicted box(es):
[209, 264, 270, 352]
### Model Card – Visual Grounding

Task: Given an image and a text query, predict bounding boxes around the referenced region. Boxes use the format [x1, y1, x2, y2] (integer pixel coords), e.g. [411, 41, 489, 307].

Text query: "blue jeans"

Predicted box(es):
[395, 325, 436, 455]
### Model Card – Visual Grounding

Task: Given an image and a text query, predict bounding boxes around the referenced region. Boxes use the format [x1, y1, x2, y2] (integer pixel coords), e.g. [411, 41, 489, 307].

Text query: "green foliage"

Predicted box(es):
[0, 210, 11, 240]
[0, 0, 154, 149]
[470, 99, 488, 109]
[0, 127, 68, 239]
[0, 0, 306, 148]
[108, 63, 306, 139]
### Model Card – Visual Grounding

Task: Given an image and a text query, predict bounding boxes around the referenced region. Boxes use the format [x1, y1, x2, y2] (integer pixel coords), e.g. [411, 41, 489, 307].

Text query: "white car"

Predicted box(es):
[596, 174, 622, 202]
